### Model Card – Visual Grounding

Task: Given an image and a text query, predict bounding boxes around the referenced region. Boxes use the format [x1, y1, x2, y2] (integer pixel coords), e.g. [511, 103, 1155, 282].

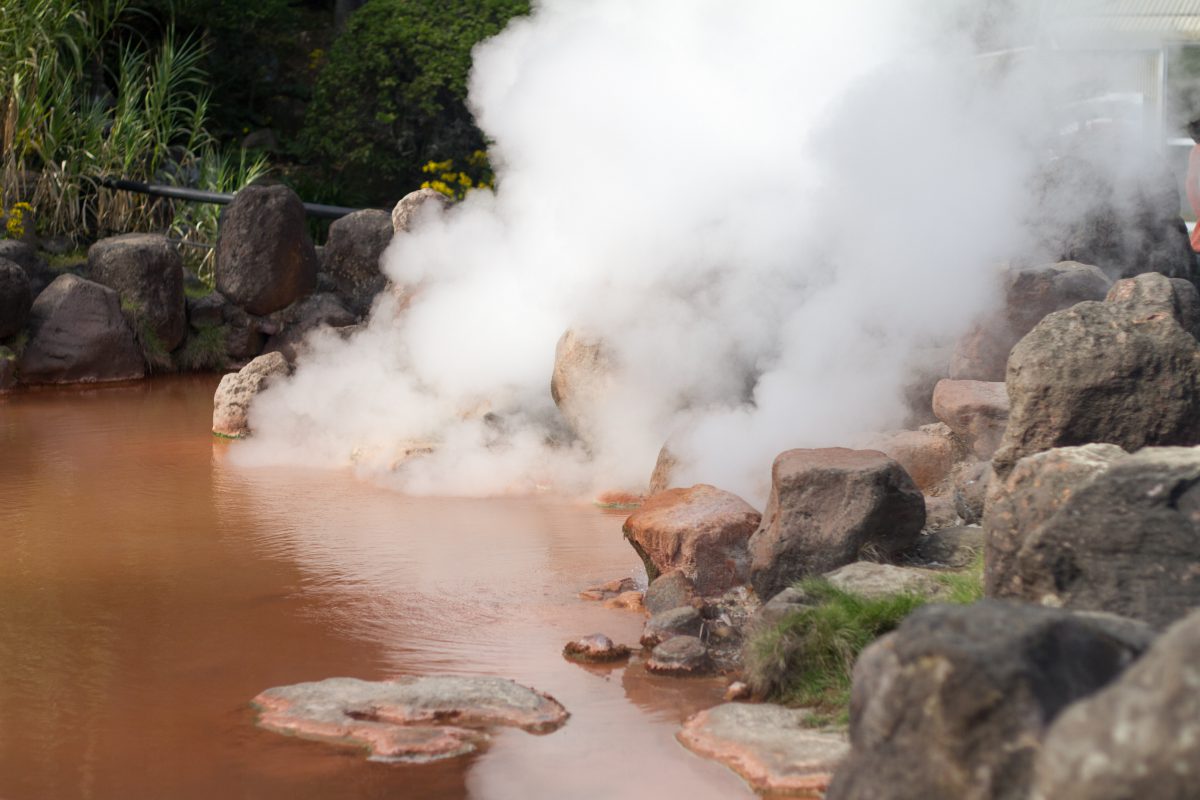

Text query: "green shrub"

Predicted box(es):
[302, 0, 529, 206]
[745, 558, 985, 724]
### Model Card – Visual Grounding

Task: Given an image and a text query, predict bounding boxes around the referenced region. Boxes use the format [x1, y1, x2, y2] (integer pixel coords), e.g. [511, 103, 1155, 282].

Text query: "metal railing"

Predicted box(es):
[100, 177, 365, 220]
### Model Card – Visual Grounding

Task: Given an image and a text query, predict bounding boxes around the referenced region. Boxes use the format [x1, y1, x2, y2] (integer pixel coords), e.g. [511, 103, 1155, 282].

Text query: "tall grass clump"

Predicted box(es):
[0, 0, 266, 249]
[745, 559, 984, 723]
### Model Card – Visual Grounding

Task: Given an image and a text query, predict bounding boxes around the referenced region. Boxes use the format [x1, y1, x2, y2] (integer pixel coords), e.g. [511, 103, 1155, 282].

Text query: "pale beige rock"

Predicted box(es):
[391, 188, 449, 234]
[211, 351, 290, 437]
[679, 703, 848, 797]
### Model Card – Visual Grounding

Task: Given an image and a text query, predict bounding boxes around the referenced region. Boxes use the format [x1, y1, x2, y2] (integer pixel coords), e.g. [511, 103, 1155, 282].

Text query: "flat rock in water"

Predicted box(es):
[252, 676, 568, 762]
[562, 634, 631, 663]
[640, 606, 703, 648]
[679, 703, 848, 797]
[646, 635, 711, 676]
[578, 576, 637, 601]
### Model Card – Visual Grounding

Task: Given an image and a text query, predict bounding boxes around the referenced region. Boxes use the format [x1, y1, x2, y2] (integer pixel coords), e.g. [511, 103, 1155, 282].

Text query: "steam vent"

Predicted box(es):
[5, 2, 1200, 799]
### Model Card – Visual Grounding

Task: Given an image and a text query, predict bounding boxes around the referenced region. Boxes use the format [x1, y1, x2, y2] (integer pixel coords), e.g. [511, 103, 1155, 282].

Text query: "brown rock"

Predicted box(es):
[923, 494, 961, 531]
[864, 423, 961, 493]
[640, 606, 703, 648]
[602, 590, 644, 612]
[679, 703, 848, 796]
[932, 379, 1009, 459]
[578, 577, 637, 602]
[748, 449, 925, 601]
[322, 209, 393, 313]
[645, 635, 711, 676]
[643, 569, 698, 615]
[211, 351, 291, 438]
[562, 634, 631, 663]
[1105, 270, 1200, 339]
[648, 443, 678, 494]
[623, 484, 760, 595]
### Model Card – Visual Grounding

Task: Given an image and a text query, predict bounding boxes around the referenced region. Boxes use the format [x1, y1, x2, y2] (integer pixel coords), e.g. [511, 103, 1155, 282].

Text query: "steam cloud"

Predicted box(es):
[235, 0, 1162, 502]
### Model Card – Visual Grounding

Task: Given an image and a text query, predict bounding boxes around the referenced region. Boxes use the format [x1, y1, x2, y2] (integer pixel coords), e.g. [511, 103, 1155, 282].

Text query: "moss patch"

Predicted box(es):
[176, 323, 228, 372]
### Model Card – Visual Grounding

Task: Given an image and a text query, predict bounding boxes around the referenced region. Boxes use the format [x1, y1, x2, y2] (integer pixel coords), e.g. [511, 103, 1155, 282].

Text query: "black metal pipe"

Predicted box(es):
[99, 177, 365, 220]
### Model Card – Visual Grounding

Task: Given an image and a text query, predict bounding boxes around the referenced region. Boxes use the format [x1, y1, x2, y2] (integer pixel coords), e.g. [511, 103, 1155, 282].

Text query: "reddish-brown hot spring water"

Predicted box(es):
[0, 375, 752, 799]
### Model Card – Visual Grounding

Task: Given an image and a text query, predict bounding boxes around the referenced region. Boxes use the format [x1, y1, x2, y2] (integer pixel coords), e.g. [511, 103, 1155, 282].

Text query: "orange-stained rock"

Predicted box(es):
[622, 485, 761, 595]
[646, 635, 711, 675]
[578, 576, 637, 602]
[562, 634, 632, 663]
[932, 379, 1010, 459]
[678, 703, 848, 797]
[602, 590, 645, 612]
[252, 676, 568, 762]
[593, 490, 644, 509]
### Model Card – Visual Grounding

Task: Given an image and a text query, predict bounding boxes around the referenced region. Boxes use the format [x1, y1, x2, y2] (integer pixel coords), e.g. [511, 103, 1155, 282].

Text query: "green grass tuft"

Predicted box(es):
[175, 323, 228, 372]
[745, 565, 984, 724]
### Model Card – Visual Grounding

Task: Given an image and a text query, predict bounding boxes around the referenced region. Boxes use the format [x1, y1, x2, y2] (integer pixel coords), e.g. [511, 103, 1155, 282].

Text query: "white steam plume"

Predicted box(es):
[235, 0, 1159, 502]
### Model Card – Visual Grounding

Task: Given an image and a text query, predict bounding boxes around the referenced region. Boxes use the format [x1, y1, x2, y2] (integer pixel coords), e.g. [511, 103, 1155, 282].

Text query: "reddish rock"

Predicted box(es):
[562, 634, 631, 663]
[748, 449, 925, 601]
[602, 590, 645, 612]
[622, 484, 761, 595]
[679, 703, 848, 797]
[1106, 271, 1200, 339]
[864, 424, 961, 493]
[949, 313, 1018, 382]
[648, 444, 678, 494]
[593, 490, 643, 509]
[578, 577, 637, 602]
[211, 351, 290, 438]
[932, 379, 1010, 459]
[252, 676, 568, 762]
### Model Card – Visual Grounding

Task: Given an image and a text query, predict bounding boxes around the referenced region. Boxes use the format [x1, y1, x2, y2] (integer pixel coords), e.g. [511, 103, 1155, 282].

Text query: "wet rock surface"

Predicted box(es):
[995, 446, 1200, 628]
[562, 634, 631, 663]
[643, 569, 698, 615]
[577, 576, 637, 602]
[211, 351, 290, 438]
[215, 184, 318, 315]
[252, 676, 568, 762]
[622, 484, 760, 595]
[932, 379, 1009, 459]
[18, 274, 144, 384]
[640, 606, 703, 648]
[1031, 609, 1200, 800]
[748, 448, 925, 601]
[87, 233, 186, 351]
[993, 295, 1200, 475]
[0, 257, 32, 339]
[826, 601, 1150, 800]
[984, 443, 1126, 599]
[679, 703, 848, 797]
[646, 635, 711, 676]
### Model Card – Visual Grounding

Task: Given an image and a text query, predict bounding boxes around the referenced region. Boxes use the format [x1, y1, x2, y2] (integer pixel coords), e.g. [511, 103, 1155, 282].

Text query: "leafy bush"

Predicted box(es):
[302, 0, 529, 207]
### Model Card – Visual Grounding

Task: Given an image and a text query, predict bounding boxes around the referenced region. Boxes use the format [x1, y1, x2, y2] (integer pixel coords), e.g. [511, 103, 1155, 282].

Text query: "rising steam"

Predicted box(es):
[234, 0, 1161, 502]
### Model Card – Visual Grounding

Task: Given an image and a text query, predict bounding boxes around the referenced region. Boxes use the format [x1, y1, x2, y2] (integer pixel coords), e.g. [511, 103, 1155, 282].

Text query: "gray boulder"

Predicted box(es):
[646, 635, 711, 676]
[825, 601, 1152, 800]
[984, 444, 1127, 599]
[18, 274, 144, 384]
[643, 569, 697, 615]
[996, 446, 1200, 629]
[932, 379, 1009, 459]
[1105, 270, 1200, 339]
[748, 448, 925, 601]
[993, 297, 1200, 476]
[88, 233, 186, 351]
[640, 606, 704, 648]
[1031, 609, 1200, 800]
[953, 460, 993, 524]
[391, 188, 449, 234]
[263, 293, 356, 362]
[0, 257, 32, 339]
[322, 209, 393, 313]
[950, 262, 1112, 381]
[215, 184, 318, 315]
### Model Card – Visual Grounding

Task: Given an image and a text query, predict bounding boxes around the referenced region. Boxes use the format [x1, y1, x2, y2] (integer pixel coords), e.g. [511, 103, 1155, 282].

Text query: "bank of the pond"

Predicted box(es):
[0, 375, 749, 800]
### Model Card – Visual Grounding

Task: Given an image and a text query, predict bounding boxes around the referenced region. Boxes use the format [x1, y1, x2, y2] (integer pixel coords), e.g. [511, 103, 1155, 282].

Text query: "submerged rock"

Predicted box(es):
[825, 601, 1151, 800]
[211, 351, 290, 438]
[252, 676, 568, 762]
[1031, 609, 1200, 800]
[18, 274, 144, 384]
[679, 703, 848, 797]
[562, 634, 631, 664]
[748, 448, 925, 601]
[622, 484, 760, 595]
[646, 635, 711, 676]
[577, 577, 637, 602]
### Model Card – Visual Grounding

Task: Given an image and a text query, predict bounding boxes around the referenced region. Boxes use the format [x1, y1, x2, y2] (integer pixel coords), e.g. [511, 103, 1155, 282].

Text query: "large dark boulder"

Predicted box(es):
[215, 184, 318, 315]
[984, 444, 1127, 599]
[18, 274, 144, 384]
[88, 233, 186, 351]
[950, 262, 1112, 381]
[1106, 271, 1200, 339]
[322, 209, 393, 313]
[622, 484, 760, 595]
[993, 284, 1200, 475]
[994, 446, 1200, 629]
[826, 601, 1153, 800]
[1031, 609, 1200, 800]
[0, 240, 52, 296]
[748, 448, 925, 600]
[0, 257, 32, 339]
